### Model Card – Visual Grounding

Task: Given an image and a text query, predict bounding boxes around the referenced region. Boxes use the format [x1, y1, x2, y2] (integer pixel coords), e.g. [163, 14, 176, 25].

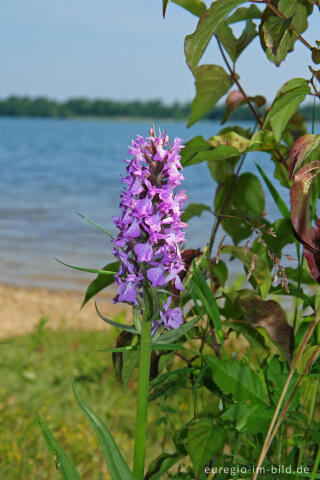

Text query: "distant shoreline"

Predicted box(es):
[1, 95, 318, 122]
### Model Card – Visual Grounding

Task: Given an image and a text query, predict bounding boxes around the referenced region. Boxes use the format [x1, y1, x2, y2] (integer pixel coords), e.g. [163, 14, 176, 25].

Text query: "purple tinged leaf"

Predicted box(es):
[288, 134, 316, 179]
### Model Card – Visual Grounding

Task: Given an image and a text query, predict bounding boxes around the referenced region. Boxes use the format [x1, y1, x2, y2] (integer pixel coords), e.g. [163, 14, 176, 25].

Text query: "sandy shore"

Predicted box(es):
[0, 283, 130, 339]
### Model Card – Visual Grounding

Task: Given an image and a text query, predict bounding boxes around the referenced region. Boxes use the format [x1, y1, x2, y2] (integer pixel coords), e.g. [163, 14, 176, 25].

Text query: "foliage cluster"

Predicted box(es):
[36, 1, 320, 480]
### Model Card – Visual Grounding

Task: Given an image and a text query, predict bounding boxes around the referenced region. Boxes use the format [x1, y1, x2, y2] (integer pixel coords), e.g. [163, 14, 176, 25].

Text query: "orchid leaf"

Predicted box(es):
[95, 303, 139, 334]
[38, 417, 83, 480]
[73, 386, 134, 480]
[56, 259, 117, 277]
[75, 212, 114, 239]
[82, 261, 119, 307]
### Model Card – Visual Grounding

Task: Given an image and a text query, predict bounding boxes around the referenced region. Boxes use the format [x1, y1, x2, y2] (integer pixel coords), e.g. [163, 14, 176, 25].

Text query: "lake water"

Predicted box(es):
[0, 117, 289, 290]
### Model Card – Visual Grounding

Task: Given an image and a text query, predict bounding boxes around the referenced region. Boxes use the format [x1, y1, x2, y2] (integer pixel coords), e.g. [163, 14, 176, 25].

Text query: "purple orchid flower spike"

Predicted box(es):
[113, 127, 187, 333]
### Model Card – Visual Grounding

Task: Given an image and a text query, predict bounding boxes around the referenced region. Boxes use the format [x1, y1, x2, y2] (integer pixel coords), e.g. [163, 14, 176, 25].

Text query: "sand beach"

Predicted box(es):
[0, 283, 130, 339]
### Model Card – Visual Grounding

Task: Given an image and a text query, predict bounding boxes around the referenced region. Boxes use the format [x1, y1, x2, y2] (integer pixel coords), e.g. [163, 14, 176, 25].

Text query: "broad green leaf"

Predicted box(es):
[221, 403, 273, 433]
[260, 0, 309, 66]
[261, 15, 292, 56]
[145, 452, 183, 480]
[222, 245, 271, 298]
[286, 266, 316, 285]
[172, 0, 207, 17]
[207, 131, 250, 152]
[181, 135, 210, 167]
[214, 173, 265, 243]
[227, 4, 262, 24]
[312, 47, 320, 64]
[224, 319, 268, 353]
[263, 78, 310, 142]
[184, 0, 247, 73]
[82, 261, 119, 307]
[217, 20, 257, 64]
[205, 356, 266, 403]
[95, 303, 139, 334]
[207, 155, 239, 183]
[188, 64, 233, 126]
[255, 163, 290, 220]
[248, 130, 276, 152]
[191, 265, 223, 343]
[186, 418, 226, 475]
[38, 416, 83, 480]
[185, 144, 240, 167]
[73, 387, 134, 480]
[182, 203, 212, 222]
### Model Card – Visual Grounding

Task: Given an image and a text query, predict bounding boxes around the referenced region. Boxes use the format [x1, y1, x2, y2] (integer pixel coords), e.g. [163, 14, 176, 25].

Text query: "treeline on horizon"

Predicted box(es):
[0, 96, 318, 122]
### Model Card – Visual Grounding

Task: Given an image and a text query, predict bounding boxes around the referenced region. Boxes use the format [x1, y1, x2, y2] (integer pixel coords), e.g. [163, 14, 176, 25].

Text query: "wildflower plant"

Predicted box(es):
[38, 1, 320, 480]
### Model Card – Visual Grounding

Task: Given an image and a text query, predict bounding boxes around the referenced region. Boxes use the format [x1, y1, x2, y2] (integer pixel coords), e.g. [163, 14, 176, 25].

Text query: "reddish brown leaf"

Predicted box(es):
[290, 161, 320, 282]
[236, 292, 294, 363]
[288, 134, 315, 179]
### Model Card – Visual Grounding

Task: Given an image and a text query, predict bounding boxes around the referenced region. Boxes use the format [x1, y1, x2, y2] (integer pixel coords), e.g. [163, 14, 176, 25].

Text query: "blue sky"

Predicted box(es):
[1, 0, 319, 103]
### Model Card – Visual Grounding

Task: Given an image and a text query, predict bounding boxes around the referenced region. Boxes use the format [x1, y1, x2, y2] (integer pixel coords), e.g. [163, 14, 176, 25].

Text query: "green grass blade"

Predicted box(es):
[38, 416, 83, 480]
[191, 265, 223, 344]
[255, 162, 290, 220]
[73, 386, 134, 480]
[75, 212, 114, 239]
[95, 302, 140, 334]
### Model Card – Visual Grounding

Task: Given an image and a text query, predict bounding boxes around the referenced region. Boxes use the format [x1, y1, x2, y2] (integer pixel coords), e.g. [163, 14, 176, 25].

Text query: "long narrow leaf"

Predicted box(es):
[255, 163, 290, 220]
[191, 265, 223, 343]
[95, 303, 139, 334]
[38, 416, 83, 480]
[154, 314, 202, 344]
[73, 386, 133, 480]
[55, 258, 117, 276]
[82, 261, 119, 308]
[75, 212, 114, 239]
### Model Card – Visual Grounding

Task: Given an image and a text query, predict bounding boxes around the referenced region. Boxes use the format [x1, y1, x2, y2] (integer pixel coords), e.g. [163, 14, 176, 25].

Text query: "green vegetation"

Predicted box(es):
[0, 95, 318, 121]
[0, 319, 193, 480]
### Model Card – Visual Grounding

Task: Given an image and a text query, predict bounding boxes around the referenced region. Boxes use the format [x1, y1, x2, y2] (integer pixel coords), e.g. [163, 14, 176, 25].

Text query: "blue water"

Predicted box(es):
[0, 117, 288, 290]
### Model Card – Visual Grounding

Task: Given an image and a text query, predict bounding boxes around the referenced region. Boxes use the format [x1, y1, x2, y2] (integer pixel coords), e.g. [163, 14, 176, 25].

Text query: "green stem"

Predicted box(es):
[311, 445, 320, 480]
[133, 312, 152, 480]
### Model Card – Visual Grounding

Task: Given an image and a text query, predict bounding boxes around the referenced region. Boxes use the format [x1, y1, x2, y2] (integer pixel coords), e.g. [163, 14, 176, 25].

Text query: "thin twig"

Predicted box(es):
[252, 309, 320, 480]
